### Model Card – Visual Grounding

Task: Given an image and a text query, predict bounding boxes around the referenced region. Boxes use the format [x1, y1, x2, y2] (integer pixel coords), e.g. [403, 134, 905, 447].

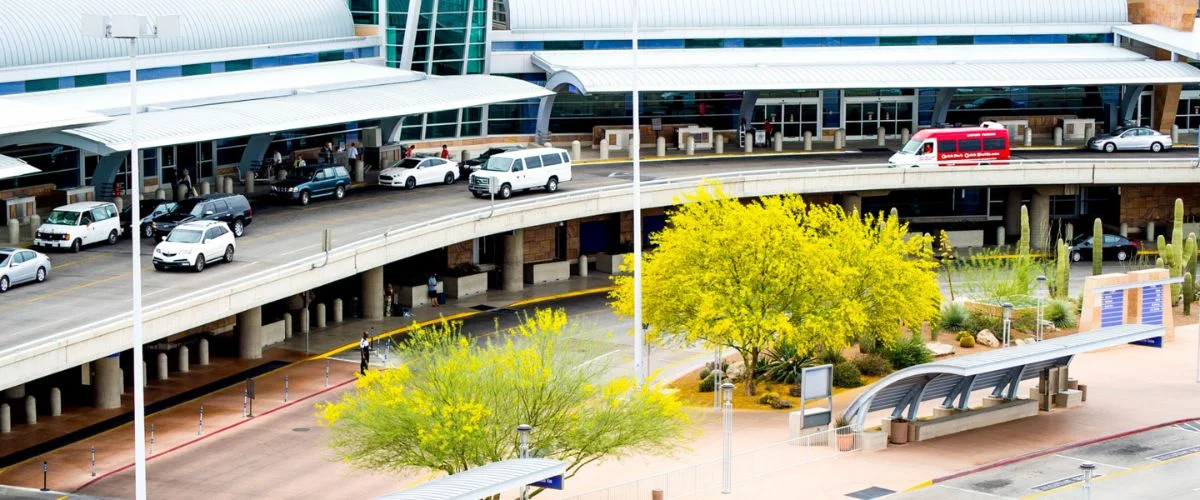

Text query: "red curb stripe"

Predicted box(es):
[931, 416, 1200, 484]
[74, 376, 358, 493]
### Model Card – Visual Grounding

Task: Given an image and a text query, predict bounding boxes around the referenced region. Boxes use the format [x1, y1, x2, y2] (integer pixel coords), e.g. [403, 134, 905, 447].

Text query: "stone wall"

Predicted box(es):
[1119, 184, 1200, 230]
[446, 240, 473, 268]
[566, 220, 580, 260]
[619, 208, 667, 244]
[524, 223, 558, 263]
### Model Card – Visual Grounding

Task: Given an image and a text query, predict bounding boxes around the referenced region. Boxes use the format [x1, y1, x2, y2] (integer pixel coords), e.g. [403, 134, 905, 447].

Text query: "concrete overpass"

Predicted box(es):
[1, 153, 1198, 390]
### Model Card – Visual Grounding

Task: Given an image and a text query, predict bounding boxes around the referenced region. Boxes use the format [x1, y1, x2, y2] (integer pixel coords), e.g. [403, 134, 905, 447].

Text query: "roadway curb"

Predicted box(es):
[574, 150, 860, 166]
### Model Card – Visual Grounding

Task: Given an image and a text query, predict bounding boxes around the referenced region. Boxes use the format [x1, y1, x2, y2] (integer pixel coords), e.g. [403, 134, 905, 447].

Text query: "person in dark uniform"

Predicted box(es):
[359, 331, 370, 375]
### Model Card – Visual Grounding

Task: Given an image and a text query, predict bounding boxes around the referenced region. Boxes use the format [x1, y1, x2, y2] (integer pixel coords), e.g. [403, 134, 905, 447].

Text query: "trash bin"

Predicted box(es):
[438, 292, 447, 305]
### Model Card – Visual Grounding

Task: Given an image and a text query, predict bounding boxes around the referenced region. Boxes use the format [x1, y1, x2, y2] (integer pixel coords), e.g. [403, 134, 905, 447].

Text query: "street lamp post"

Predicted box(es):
[721, 381, 735, 494]
[629, 0, 646, 386]
[1001, 302, 1013, 347]
[1079, 462, 1096, 500]
[1036, 275, 1047, 342]
[517, 424, 532, 500]
[82, 13, 179, 500]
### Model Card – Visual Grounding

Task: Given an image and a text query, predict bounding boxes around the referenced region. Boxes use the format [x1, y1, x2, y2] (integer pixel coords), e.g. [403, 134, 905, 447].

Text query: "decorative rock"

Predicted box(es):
[977, 329, 1001, 348]
[925, 342, 955, 357]
[1014, 339, 1026, 346]
[725, 361, 746, 382]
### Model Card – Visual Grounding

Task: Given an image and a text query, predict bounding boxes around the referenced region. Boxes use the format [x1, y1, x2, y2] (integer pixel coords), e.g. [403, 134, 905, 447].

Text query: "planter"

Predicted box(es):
[443, 272, 488, 299]
[399, 281, 443, 308]
[524, 260, 570, 284]
[836, 432, 855, 451]
[888, 419, 909, 445]
[595, 253, 631, 274]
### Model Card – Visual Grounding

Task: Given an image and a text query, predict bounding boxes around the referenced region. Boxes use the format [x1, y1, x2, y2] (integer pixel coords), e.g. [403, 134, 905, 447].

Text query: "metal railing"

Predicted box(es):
[561, 426, 863, 500]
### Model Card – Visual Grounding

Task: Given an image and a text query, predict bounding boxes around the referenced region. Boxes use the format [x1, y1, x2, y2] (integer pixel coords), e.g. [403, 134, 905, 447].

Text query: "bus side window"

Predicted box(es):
[938, 140, 957, 153]
[983, 138, 1006, 151]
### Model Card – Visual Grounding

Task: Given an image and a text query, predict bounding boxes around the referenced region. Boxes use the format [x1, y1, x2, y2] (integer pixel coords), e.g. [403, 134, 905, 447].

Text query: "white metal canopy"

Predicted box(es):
[0, 154, 39, 180]
[1114, 24, 1200, 60]
[0, 99, 113, 136]
[375, 459, 566, 500]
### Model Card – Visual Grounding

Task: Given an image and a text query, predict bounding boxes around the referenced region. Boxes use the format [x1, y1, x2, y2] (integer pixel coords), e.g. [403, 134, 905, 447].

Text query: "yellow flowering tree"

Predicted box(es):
[318, 308, 690, 490]
[610, 183, 941, 395]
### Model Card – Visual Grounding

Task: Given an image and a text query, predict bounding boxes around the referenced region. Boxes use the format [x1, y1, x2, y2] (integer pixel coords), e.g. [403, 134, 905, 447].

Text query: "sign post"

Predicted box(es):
[799, 364, 833, 430]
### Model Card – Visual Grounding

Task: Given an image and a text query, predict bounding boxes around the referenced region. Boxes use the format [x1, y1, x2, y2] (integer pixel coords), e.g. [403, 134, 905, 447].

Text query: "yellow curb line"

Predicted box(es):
[307, 285, 618, 361]
[902, 479, 934, 492]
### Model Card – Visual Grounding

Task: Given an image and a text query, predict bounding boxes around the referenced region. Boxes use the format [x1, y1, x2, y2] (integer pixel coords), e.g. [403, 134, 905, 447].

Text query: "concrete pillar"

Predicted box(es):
[772, 133, 782, 152]
[23, 396, 35, 425]
[199, 181, 211, 195]
[7, 220, 17, 245]
[842, 194, 863, 217]
[877, 126, 887, 147]
[996, 226, 1006, 246]
[178, 346, 189, 374]
[362, 266, 384, 320]
[332, 298, 344, 323]
[301, 307, 311, 335]
[688, 135, 698, 155]
[119, 369, 125, 395]
[224, 177, 235, 194]
[578, 254, 589, 277]
[901, 128, 910, 144]
[1030, 191, 1051, 250]
[2, 384, 23, 399]
[1148, 221, 1157, 241]
[835, 129, 845, 150]
[503, 229, 524, 292]
[156, 352, 169, 381]
[743, 136, 753, 154]
[142, 361, 147, 386]
[803, 131, 813, 151]
[238, 307, 263, 360]
[599, 139, 610, 160]
[1171, 124, 1180, 143]
[282, 312, 293, 339]
[244, 171, 255, 195]
[1053, 127, 1063, 146]
[315, 303, 327, 328]
[1065, 222, 1075, 244]
[715, 135, 725, 154]
[0, 403, 8, 432]
[627, 137, 638, 158]
[1005, 189, 1023, 237]
[354, 159, 365, 183]
[656, 136, 666, 157]
[1023, 127, 1033, 147]
[571, 140, 581, 160]
[1120, 223, 1129, 237]
[81, 362, 90, 386]
[155, 188, 166, 200]
[49, 388, 61, 417]
[198, 339, 209, 366]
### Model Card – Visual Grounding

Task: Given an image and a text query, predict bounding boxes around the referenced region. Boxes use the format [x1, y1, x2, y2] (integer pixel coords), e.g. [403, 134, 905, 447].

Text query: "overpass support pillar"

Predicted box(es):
[841, 194, 862, 217]
[238, 307, 264, 360]
[1005, 189, 1023, 240]
[362, 267, 385, 320]
[1031, 189, 1053, 250]
[93, 355, 121, 409]
[503, 229, 524, 292]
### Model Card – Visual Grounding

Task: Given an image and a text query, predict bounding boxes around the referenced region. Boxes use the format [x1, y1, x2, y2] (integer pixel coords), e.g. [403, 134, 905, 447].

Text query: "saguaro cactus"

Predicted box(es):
[1055, 238, 1070, 299]
[1185, 272, 1195, 316]
[1018, 205, 1030, 256]
[1187, 233, 1197, 283]
[1092, 218, 1103, 276]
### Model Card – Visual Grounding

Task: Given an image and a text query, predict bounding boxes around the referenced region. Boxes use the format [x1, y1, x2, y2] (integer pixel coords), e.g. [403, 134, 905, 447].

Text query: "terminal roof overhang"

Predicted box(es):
[0, 154, 39, 180]
[1, 61, 553, 154]
[1114, 24, 1200, 60]
[533, 44, 1200, 94]
[0, 99, 112, 136]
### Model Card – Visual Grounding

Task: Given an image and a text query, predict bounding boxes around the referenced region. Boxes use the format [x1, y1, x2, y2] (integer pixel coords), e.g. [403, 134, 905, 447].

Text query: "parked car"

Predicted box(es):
[1088, 127, 1173, 153]
[270, 165, 351, 205]
[34, 201, 122, 252]
[468, 147, 573, 200]
[1069, 233, 1139, 262]
[378, 157, 458, 189]
[459, 145, 523, 179]
[152, 220, 236, 272]
[0, 247, 51, 293]
[122, 199, 176, 239]
[148, 193, 252, 240]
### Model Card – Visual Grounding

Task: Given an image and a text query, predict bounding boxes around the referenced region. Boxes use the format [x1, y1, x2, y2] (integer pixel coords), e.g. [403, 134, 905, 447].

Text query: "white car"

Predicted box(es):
[0, 247, 51, 293]
[34, 201, 122, 252]
[378, 157, 458, 189]
[152, 221, 236, 273]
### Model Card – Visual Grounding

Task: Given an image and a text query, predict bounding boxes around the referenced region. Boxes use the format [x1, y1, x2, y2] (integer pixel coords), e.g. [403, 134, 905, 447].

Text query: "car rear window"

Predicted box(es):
[937, 140, 957, 153]
[958, 139, 981, 152]
[983, 138, 1006, 151]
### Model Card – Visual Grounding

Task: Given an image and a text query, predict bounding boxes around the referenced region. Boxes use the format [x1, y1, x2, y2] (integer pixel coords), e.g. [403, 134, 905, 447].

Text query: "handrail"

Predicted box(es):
[2, 158, 1196, 362]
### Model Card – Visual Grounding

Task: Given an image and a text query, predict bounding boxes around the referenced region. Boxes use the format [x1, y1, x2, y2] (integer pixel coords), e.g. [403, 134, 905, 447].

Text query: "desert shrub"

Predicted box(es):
[699, 373, 715, 393]
[819, 349, 846, 366]
[964, 312, 1001, 334]
[762, 342, 816, 385]
[852, 354, 893, 377]
[1044, 300, 1077, 328]
[699, 367, 712, 381]
[883, 334, 934, 370]
[832, 363, 863, 388]
[939, 302, 969, 331]
[960, 335, 975, 348]
[758, 391, 781, 405]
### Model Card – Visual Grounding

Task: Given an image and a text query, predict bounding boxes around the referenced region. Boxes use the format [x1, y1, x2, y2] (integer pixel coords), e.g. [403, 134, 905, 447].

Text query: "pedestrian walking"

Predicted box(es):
[359, 332, 370, 375]
[440, 144, 450, 160]
[178, 169, 195, 197]
[427, 273, 439, 307]
[763, 116, 775, 148]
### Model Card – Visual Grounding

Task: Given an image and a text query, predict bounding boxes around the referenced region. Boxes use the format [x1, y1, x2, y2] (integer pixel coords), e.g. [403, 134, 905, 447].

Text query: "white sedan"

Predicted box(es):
[378, 157, 458, 189]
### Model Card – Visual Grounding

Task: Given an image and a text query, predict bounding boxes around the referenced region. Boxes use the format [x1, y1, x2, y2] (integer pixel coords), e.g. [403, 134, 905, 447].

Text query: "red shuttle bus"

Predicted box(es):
[889, 122, 1011, 168]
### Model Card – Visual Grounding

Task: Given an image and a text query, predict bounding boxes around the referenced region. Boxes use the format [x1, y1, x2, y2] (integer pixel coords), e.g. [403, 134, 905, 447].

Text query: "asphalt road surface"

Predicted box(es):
[0, 149, 1185, 360]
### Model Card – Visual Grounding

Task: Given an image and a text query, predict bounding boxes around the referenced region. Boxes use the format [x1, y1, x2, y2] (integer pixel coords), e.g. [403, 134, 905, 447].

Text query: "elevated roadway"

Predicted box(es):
[1, 150, 1197, 389]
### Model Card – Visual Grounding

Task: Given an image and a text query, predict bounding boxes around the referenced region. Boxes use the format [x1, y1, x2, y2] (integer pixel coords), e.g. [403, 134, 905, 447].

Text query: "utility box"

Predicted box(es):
[52, 186, 95, 207]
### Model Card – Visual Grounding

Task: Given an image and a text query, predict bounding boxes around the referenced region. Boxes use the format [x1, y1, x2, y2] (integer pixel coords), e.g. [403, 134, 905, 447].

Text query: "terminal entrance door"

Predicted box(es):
[843, 92, 917, 140]
[754, 98, 821, 141]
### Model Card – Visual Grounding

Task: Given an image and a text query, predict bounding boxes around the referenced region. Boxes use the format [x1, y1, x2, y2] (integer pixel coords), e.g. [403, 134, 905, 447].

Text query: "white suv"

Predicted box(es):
[34, 201, 122, 252]
[468, 147, 572, 199]
[152, 221, 236, 272]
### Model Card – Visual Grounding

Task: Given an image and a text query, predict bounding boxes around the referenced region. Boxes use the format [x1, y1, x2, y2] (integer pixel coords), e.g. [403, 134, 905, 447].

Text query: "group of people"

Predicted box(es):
[360, 273, 443, 375]
[265, 141, 361, 174]
[739, 115, 776, 148]
[397, 144, 452, 160]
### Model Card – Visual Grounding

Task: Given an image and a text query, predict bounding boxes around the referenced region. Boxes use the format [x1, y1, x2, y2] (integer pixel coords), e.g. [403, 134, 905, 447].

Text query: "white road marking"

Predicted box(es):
[1054, 453, 1129, 470]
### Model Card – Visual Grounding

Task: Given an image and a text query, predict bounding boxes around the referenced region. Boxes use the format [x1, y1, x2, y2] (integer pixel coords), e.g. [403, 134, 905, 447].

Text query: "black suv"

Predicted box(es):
[122, 199, 176, 239]
[459, 146, 523, 179]
[147, 193, 253, 240]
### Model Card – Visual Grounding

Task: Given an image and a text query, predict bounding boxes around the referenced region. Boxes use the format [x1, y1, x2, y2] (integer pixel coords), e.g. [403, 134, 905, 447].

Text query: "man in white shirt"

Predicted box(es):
[347, 142, 359, 166]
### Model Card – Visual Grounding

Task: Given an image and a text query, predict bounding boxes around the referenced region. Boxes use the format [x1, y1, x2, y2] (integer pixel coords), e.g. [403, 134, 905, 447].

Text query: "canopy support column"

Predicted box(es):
[932, 88, 956, 127]
[535, 94, 557, 144]
[992, 366, 1025, 398]
[381, 117, 406, 145]
[1120, 84, 1146, 127]
[738, 91, 760, 126]
[238, 134, 273, 177]
[955, 375, 977, 410]
[92, 153, 128, 194]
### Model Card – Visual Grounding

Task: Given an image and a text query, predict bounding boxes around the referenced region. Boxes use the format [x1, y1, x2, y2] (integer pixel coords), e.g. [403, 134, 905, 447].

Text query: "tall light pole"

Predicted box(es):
[82, 14, 179, 500]
[630, 0, 645, 386]
[1035, 275, 1047, 342]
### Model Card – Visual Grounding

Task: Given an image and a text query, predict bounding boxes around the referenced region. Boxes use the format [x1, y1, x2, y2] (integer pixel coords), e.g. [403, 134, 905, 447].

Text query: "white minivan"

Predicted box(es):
[468, 147, 572, 199]
[34, 201, 122, 252]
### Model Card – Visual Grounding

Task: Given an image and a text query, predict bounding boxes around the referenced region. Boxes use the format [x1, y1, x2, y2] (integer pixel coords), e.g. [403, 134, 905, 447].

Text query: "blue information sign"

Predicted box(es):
[1132, 284, 1165, 348]
[1100, 290, 1124, 328]
[531, 475, 563, 490]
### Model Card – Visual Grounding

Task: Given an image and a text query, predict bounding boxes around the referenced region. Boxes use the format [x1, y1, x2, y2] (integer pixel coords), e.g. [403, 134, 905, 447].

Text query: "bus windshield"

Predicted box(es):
[482, 157, 514, 172]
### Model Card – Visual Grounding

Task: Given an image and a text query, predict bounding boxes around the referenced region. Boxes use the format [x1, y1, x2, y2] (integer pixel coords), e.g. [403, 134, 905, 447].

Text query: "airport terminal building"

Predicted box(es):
[1, 0, 1199, 194]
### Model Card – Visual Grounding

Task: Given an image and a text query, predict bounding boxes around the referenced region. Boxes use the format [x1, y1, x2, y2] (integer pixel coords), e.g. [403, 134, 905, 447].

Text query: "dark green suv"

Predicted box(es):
[270, 165, 351, 205]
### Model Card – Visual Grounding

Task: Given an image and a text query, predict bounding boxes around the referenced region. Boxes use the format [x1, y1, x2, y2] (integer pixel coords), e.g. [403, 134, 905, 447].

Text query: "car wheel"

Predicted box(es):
[0, 276, 8, 293]
[231, 220, 245, 237]
[1104, 142, 1116, 153]
[472, 191, 485, 198]
[546, 176, 559, 193]
[36, 267, 46, 283]
[107, 230, 119, 245]
[224, 245, 235, 263]
[499, 184, 512, 200]
[405, 177, 417, 190]
[299, 191, 311, 206]
[444, 172, 455, 185]
[1151, 142, 1164, 153]
[1117, 250, 1129, 261]
[143, 225, 154, 238]
[194, 256, 206, 273]
[335, 185, 346, 200]
[71, 239, 82, 253]
[1071, 251, 1082, 262]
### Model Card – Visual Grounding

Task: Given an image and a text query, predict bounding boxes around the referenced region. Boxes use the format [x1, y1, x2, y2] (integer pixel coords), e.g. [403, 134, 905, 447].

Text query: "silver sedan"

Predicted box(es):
[1087, 127, 1173, 153]
[0, 247, 51, 293]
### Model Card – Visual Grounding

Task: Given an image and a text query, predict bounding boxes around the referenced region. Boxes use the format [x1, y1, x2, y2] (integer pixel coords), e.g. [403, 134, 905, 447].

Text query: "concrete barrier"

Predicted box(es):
[656, 136, 666, 157]
[773, 133, 782, 152]
[524, 260, 570, 284]
[595, 253, 630, 274]
[803, 131, 813, 151]
[444, 273, 488, 299]
[262, 319, 287, 346]
[688, 135, 697, 155]
[715, 135, 725, 154]
[7, 220, 16, 245]
[332, 299, 343, 323]
[400, 281, 443, 307]
[49, 387, 60, 417]
[912, 399, 1038, 442]
[1054, 127, 1063, 146]
[571, 140, 581, 160]
[178, 346, 189, 374]
[599, 139, 609, 160]
[1024, 128, 1033, 147]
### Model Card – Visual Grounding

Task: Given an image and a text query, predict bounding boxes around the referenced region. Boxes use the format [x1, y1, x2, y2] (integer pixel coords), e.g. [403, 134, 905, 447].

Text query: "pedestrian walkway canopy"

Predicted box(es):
[375, 458, 566, 500]
[534, 44, 1200, 94]
[1114, 24, 1200, 61]
[0, 154, 38, 180]
[0, 98, 112, 136]
[841, 323, 1165, 429]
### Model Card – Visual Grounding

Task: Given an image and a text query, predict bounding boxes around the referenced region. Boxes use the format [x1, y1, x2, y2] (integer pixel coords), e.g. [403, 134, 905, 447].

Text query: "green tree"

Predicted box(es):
[610, 183, 941, 395]
[1018, 205, 1030, 256]
[1092, 218, 1103, 276]
[318, 309, 690, 488]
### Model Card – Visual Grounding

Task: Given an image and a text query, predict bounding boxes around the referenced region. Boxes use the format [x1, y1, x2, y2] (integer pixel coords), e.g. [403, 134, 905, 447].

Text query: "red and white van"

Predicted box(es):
[888, 122, 1011, 168]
